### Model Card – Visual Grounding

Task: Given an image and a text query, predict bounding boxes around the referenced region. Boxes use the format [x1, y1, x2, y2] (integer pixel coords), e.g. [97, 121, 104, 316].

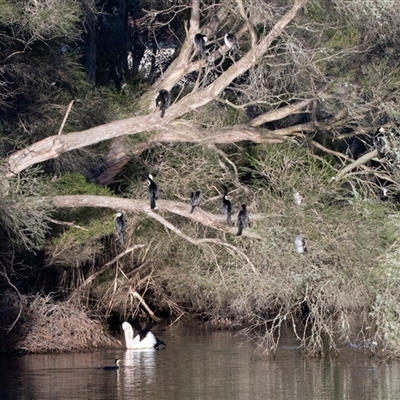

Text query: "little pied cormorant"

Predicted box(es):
[295, 235, 307, 254]
[379, 187, 388, 201]
[222, 195, 233, 226]
[115, 212, 126, 244]
[122, 321, 166, 350]
[148, 174, 159, 210]
[373, 127, 386, 159]
[193, 33, 208, 60]
[190, 189, 202, 213]
[103, 359, 120, 370]
[156, 89, 170, 118]
[224, 33, 239, 51]
[236, 204, 249, 236]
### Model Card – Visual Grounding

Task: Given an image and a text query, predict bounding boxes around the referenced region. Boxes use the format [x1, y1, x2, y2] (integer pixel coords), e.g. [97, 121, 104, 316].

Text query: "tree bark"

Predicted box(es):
[51, 195, 264, 238]
[6, 0, 309, 177]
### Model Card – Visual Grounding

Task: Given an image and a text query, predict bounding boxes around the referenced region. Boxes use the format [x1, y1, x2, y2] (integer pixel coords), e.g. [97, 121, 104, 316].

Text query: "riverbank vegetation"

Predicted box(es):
[1, 0, 400, 356]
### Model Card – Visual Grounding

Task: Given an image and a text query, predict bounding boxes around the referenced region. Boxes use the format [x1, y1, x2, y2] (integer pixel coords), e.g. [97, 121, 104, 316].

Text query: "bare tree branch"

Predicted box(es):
[51, 194, 259, 273]
[335, 150, 377, 181]
[70, 245, 144, 295]
[57, 100, 75, 136]
[51, 195, 264, 236]
[6, 0, 309, 177]
[46, 217, 89, 231]
[250, 98, 314, 127]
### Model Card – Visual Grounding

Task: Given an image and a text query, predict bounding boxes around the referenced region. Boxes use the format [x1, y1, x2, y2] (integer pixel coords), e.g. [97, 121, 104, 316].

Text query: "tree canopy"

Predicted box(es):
[2, 0, 400, 355]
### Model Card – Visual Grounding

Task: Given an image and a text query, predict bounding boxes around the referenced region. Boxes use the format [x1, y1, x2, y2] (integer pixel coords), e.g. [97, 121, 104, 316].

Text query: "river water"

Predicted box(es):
[0, 325, 399, 400]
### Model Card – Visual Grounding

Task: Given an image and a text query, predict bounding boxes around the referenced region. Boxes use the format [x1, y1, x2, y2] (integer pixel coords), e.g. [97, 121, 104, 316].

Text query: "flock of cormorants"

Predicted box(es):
[115, 173, 249, 244]
[155, 32, 239, 118]
[137, 33, 247, 242]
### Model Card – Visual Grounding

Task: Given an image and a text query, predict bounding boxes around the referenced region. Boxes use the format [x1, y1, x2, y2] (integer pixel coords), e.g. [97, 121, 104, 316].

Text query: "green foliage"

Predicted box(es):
[45, 174, 114, 264]
[16, 0, 81, 39]
[326, 26, 361, 51]
[368, 215, 400, 356]
[0, 167, 54, 250]
[133, 142, 397, 354]
[53, 209, 114, 245]
[52, 173, 113, 196]
[96, 85, 148, 120]
[0, 0, 17, 24]
[125, 142, 235, 205]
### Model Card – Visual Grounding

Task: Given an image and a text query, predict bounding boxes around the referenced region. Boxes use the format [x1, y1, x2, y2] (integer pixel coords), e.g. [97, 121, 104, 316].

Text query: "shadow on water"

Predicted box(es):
[0, 326, 400, 400]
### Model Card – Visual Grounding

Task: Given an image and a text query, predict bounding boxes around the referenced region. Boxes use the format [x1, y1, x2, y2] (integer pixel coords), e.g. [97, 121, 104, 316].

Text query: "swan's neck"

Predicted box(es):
[125, 326, 134, 347]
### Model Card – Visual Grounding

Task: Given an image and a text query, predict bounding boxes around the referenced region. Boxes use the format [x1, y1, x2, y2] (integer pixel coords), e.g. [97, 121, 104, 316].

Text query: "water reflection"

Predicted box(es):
[0, 327, 400, 400]
[123, 349, 156, 390]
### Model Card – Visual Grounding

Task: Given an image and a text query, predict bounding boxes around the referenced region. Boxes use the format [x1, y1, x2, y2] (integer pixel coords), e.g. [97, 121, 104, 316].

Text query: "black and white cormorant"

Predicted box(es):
[295, 235, 307, 254]
[373, 127, 386, 159]
[236, 204, 249, 236]
[115, 212, 126, 244]
[156, 89, 170, 118]
[193, 33, 208, 60]
[224, 33, 239, 51]
[103, 358, 120, 370]
[190, 189, 202, 213]
[122, 321, 166, 350]
[148, 174, 159, 210]
[222, 195, 233, 226]
[379, 187, 388, 201]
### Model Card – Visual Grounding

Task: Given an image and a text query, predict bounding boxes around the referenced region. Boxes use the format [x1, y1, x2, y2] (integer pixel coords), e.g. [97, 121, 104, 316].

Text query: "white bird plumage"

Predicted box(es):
[293, 191, 303, 206]
[224, 33, 239, 50]
[122, 321, 166, 350]
[295, 235, 306, 254]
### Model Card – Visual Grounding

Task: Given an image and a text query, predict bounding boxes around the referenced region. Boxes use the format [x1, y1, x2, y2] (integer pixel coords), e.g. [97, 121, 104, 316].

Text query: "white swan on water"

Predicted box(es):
[122, 321, 166, 350]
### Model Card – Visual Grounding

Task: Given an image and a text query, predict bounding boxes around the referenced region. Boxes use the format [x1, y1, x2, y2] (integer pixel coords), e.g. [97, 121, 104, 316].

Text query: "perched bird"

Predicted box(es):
[122, 321, 166, 350]
[379, 187, 388, 201]
[148, 174, 159, 209]
[115, 212, 126, 244]
[156, 89, 170, 118]
[373, 127, 386, 159]
[190, 189, 202, 213]
[222, 195, 233, 226]
[193, 33, 208, 60]
[224, 33, 239, 51]
[295, 235, 307, 254]
[236, 204, 249, 236]
[103, 358, 120, 370]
